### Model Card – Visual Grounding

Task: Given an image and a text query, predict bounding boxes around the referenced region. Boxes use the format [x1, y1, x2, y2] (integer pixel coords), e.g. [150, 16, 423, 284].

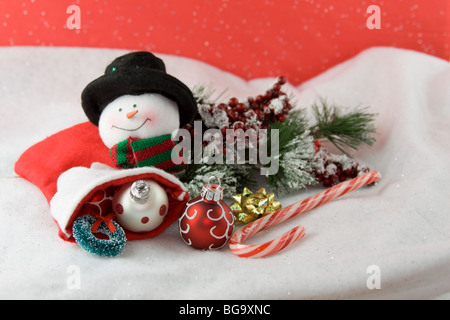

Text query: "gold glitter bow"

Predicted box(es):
[230, 188, 282, 224]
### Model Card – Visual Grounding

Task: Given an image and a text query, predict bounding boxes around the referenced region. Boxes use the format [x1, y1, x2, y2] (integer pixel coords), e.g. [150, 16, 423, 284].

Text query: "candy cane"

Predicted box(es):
[229, 171, 381, 258]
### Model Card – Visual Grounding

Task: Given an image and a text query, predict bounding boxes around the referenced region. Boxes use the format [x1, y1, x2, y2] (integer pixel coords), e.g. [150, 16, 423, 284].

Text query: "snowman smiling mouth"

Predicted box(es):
[111, 118, 151, 131]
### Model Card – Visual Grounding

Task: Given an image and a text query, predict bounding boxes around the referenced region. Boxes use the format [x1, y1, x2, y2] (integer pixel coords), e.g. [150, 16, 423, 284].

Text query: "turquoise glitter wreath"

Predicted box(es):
[72, 215, 127, 257]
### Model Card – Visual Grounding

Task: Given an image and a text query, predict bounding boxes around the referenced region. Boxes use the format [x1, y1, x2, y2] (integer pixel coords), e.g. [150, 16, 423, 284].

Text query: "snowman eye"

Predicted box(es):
[133, 104, 137, 108]
[118, 108, 122, 112]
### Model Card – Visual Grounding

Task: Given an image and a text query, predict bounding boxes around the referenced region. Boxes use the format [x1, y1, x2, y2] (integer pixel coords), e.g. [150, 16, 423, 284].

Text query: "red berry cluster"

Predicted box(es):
[184, 76, 292, 136]
[183, 76, 293, 152]
[217, 76, 292, 134]
[312, 144, 370, 188]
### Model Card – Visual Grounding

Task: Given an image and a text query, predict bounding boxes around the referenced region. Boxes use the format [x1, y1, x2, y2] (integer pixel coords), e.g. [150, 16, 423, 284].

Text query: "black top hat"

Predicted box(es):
[81, 51, 197, 127]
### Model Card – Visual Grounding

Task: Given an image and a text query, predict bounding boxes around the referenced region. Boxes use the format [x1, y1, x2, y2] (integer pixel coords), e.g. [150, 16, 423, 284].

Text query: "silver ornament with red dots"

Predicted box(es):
[113, 179, 169, 233]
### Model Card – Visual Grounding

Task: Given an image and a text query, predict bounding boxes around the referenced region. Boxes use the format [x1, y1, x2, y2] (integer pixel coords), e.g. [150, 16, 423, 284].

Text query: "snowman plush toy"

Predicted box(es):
[82, 51, 196, 172]
[51, 51, 196, 257]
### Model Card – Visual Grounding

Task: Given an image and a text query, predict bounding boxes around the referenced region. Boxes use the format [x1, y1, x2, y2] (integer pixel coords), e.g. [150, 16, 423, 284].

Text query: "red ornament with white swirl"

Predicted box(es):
[179, 179, 234, 250]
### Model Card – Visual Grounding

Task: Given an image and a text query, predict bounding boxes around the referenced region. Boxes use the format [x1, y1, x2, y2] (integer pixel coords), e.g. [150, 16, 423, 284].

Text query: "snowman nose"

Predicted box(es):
[126, 110, 138, 119]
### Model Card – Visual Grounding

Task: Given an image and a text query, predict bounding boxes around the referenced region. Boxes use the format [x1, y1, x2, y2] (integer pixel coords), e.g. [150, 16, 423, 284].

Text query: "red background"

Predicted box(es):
[1, 0, 449, 85]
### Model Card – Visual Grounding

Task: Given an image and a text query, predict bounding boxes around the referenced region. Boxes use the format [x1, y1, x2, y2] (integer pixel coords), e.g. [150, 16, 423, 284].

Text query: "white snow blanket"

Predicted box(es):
[1, 46, 449, 299]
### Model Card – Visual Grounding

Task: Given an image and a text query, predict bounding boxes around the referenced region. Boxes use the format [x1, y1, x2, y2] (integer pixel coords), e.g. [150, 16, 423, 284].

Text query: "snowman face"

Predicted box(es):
[99, 93, 180, 148]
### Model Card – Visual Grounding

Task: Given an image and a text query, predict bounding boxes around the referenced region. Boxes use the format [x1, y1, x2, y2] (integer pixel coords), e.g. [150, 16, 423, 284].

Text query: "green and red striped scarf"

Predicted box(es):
[109, 134, 186, 174]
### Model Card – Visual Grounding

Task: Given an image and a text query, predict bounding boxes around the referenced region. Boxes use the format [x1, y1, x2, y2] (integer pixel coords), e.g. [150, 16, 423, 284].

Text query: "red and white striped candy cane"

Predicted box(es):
[229, 171, 381, 258]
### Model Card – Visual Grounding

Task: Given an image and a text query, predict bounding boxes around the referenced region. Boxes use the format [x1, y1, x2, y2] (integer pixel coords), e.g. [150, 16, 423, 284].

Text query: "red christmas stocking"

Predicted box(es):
[14, 122, 189, 242]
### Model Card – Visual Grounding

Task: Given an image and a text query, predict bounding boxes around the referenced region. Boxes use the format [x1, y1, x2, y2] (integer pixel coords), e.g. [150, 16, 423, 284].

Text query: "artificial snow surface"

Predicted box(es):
[1, 46, 450, 299]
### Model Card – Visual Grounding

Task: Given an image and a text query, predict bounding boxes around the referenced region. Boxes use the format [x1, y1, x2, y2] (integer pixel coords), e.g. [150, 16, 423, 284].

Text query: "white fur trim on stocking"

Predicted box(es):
[50, 163, 188, 238]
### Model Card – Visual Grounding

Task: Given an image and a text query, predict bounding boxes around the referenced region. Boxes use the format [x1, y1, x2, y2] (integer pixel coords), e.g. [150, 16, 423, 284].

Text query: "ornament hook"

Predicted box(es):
[208, 176, 221, 187]
[130, 180, 151, 203]
[201, 176, 223, 202]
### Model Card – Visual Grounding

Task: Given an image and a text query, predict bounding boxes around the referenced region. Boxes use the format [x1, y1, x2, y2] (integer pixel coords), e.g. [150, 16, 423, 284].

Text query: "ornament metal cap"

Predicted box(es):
[130, 180, 151, 203]
[201, 176, 223, 202]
